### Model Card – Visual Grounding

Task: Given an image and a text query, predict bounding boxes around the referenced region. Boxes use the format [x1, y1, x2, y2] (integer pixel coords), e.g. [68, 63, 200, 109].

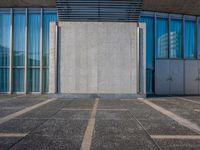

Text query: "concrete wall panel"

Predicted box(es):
[54, 22, 139, 94]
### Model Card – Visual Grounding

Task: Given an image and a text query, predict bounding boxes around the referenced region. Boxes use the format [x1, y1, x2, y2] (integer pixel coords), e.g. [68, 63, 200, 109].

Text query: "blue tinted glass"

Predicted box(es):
[156, 18, 169, 58]
[42, 68, 49, 92]
[0, 12, 10, 92]
[185, 20, 196, 58]
[28, 12, 41, 67]
[28, 12, 41, 92]
[140, 16, 154, 94]
[170, 19, 182, 58]
[13, 12, 25, 66]
[0, 69, 9, 92]
[13, 11, 26, 92]
[13, 69, 24, 92]
[42, 12, 57, 92]
[43, 12, 57, 67]
[199, 22, 200, 57]
[28, 68, 40, 92]
[0, 13, 10, 67]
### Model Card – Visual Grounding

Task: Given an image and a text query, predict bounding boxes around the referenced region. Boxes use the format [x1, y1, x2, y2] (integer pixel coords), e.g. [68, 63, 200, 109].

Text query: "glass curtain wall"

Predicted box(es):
[140, 16, 154, 94]
[13, 10, 26, 92]
[0, 11, 11, 92]
[0, 9, 57, 93]
[28, 11, 41, 92]
[156, 18, 169, 58]
[141, 12, 199, 94]
[170, 19, 182, 58]
[185, 20, 196, 58]
[43, 12, 57, 92]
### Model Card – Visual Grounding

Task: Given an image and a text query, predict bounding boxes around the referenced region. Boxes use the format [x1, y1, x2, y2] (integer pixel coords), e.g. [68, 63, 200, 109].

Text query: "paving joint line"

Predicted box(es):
[7, 100, 74, 150]
[119, 100, 162, 150]
[176, 97, 200, 105]
[140, 99, 200, 135]
[150, 135, 200, 140]
[0, 98, 57, 125]
[81, 98, 99, 150]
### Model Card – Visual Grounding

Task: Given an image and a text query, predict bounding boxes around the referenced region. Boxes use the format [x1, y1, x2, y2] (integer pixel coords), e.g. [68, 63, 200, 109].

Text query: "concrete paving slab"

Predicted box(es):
[0, 119, 47, 133]
[16, 100, 72, 119]
[150, 98, 200, 126]
[0, 98, 45, 118]
[53, 110, 91, 120]
[95, 111, 131, 121]
[155, 139, 200, 150]
[0, 97, 199, 149]
[97, 99, 125, 109]
[31, 119, 88, 139]
[62, 99, 95, 109]
[123, 100, 198, 135]
[91, 120, 159, 150]
[10, 135, 81, 150]
[0, 137, 21, 150]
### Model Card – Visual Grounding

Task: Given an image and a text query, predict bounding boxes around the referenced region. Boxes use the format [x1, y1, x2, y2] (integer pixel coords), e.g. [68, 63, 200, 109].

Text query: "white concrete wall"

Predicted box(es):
[50, 22, 142, 95]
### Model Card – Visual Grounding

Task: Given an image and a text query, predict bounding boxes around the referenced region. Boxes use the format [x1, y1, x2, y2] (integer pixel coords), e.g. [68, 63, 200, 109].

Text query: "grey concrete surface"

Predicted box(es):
[0, 95, 200, 150]
[49, 22, 147, 96]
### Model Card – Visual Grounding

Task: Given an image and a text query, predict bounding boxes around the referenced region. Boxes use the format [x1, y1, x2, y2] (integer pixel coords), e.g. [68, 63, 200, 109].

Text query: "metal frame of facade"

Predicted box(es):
[141, 11, 200, 94]
[0, 8, 57, 94]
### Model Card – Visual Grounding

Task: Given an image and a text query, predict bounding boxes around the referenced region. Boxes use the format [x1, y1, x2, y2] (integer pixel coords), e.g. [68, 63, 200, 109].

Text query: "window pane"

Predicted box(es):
[140, 16, 154, 93]
[43, 12, 57, 67]
[0, 12, 10, 92]
[13, 11, 26, 92]
[13, 12, 25, 66]
[28, 12, 41, 92]
[42, 68, 49, 92]
[28, 12, 41, 67]
[28, 68, 40, 92]
[13, 69, 24, 92]
[156, 18, 169, 58]
[170, 19, 182, 58]
[42, 12, 57, 93]
[185, 20, 196, 58]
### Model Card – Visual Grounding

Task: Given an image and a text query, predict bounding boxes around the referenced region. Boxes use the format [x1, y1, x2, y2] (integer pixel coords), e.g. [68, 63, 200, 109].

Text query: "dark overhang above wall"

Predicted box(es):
[56, 0, 143, 22]
[0, 0, 56, 8]
[143, 0, 200, 16]
[1, 0, 200, 17]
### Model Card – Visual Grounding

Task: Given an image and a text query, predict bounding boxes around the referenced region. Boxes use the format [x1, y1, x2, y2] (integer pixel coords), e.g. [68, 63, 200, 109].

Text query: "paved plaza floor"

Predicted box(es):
[0, 95, 200, 150]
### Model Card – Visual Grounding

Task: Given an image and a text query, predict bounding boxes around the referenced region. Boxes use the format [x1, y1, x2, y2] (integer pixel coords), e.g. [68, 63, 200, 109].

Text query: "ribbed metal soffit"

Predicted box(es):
[56, 0, 143, 22]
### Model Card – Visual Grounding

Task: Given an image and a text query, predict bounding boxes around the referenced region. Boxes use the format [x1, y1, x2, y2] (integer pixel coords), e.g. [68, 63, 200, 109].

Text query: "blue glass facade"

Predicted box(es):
[140, 12, 200, 94]
[13, 10, 26, 92]
[0, 11, 11, 92]
[0, 9, 57, 93]
[42, 12, 57, 92]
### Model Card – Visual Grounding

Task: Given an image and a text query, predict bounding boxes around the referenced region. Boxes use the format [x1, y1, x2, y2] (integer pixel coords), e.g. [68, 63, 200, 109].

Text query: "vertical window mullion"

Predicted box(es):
[25, 8, 28, 93]
[40, 8, 43, 93]
[9, 8, 13, 94]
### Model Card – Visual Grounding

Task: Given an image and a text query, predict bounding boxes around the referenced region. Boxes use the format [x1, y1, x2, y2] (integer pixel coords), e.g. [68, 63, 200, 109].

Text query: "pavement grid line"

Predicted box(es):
[0, 133, 27, 137]
[176, 97, 200, 105]
[81, 98, 99, 150]
[151, 135, 200, 140]
[140, 99, 200, 134]
[0, 98, 56, 125]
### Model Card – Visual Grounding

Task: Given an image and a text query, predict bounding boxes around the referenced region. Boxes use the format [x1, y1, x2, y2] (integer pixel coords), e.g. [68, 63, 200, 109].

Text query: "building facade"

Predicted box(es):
[0, 0, 200, 97]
